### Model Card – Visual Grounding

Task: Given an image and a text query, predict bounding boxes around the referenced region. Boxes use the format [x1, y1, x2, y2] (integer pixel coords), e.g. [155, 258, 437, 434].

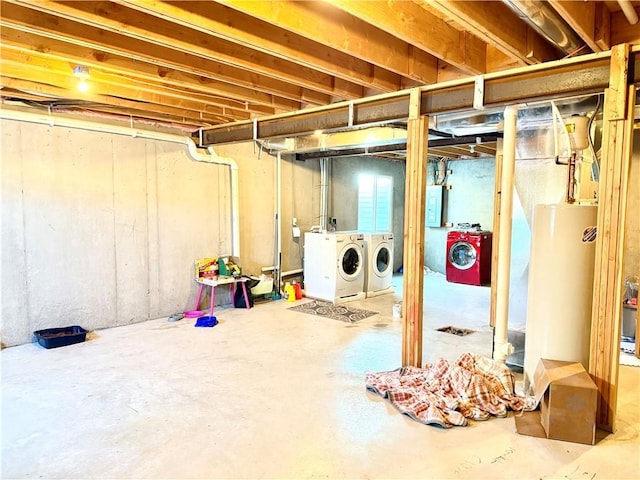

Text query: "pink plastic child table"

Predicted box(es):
[194, 276, 251, 317]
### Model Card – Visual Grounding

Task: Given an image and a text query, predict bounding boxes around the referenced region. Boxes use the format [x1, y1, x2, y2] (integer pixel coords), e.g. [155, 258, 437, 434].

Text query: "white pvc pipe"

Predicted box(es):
[493, 105, 518, 362]
[186, 142, 240, 258]
[1, 107, 188, 143]
[551, 100, 559, 160]
[319, 159, 325, 231]
[259, 267, 302, 277]
[276, 152, 282, 291]
[319, 158, 328, 231]
[282, 268, 303, 277]
[1, 108, 241, 257]
[618, 0, 639, 24]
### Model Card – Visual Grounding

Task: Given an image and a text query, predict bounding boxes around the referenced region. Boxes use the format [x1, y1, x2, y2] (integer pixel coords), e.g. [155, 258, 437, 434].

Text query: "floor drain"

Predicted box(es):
[437, 326, 474, 336]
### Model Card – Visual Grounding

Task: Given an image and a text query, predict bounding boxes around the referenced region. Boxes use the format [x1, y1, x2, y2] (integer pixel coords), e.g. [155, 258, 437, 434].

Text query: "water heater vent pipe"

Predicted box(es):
[493, 105, 518, 362]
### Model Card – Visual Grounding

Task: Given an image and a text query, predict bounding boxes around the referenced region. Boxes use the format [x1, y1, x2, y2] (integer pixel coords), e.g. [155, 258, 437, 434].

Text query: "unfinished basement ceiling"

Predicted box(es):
[1, 1, 639, 132]
[272, 127, 503, 161]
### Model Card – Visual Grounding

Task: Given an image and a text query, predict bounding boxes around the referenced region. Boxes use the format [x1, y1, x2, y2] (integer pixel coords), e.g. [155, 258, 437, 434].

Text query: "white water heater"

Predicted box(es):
[523, 204, 597, 392]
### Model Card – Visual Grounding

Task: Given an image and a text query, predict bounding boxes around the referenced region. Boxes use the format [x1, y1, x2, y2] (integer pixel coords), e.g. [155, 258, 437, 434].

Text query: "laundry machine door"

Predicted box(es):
[373, 243, 392, 278]
[448, 241, 477, 270]
[338, 243, 363, 281]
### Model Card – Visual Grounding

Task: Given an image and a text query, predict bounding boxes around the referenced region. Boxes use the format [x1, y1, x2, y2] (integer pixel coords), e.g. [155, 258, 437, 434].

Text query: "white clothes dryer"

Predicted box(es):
[363, 233, 394, 297]
[303, 232, 366, 304]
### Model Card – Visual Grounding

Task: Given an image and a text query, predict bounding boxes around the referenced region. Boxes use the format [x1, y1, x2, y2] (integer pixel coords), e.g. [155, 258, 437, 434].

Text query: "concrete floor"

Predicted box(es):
[2, 274, 639, 479]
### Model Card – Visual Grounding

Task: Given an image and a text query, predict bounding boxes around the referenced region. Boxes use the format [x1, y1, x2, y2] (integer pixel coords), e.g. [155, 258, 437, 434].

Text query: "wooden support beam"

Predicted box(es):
[436, 60, 469, 83]
[113, 0, 402, 93]
[0, 27, 326, 107]
[2, 0, 361, 101]
[594, 2, 612, 51]
[220, 0, 439, 83]
[486, 46, 522, 73]
[0, 36, 299, 113]
[0, 30, 279, 116]
[402, 90, 427, 367]
[589, 44, 634, 432]
[0, 78, 231, 125]
[328, 0, 484, 75]
[0, 61, 251, 122]
[611, 8, 640, 46]
[472, 144, 498, 155]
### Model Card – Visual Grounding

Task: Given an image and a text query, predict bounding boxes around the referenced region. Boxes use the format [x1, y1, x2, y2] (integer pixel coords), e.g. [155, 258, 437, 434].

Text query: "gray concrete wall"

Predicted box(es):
[422, 154, 570, 330]
[425, 157, 496, 274]
[424, 155, 571, 274]
[212, 148, 407, 275]
[1, 120, 232, 346]
[329, 157, 406, 271]
[3, 119, 637, 347]
[514, 159, 568, 226]
[212, 149, 406, 282]
[212, 143, 320, 278]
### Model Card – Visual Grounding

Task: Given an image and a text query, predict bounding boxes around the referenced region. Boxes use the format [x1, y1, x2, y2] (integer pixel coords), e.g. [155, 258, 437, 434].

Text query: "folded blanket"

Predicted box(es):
[365, 353, 537, 428]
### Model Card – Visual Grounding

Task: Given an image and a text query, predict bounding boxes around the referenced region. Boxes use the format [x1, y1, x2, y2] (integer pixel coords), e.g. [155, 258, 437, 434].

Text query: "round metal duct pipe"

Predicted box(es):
[503, 0, 585, 54]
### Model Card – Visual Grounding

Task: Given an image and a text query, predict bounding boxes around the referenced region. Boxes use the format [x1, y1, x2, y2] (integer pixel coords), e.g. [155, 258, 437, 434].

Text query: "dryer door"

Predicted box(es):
[373, 243, 392, 278]
[448, 241, 477, 270]
[338, 243, 363, 281]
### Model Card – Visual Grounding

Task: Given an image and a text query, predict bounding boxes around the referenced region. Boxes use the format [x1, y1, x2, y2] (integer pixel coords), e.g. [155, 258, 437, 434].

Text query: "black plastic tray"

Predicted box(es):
[33, 326, 88, 349]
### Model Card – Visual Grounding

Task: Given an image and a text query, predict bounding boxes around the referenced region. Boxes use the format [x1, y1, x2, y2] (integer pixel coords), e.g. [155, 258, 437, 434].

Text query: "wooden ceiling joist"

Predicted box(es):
[2, 1, 358, 103]
[0, 61, 252, 123]
[0, 31, 284, 116]
[113, 0, 404, 93]
[220, 0, 441, 84]
[0, 8, 305, 111]
[471, 143, 499, 155]
[1, 1, 638, 133]
[293, 135, 501, 160]
[0, 78, 231, 125]
[428, 0, 561, 65]
[611, 7, 640, 46]
[330, 0, 486, 75]
[547, 0, 606, 52]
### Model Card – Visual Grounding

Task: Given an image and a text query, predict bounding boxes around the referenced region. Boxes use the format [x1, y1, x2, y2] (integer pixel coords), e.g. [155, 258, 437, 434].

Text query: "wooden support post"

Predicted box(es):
[402, 89, 428, 367]
[589, 43, 634, 432]
[490, 138, 504, 328]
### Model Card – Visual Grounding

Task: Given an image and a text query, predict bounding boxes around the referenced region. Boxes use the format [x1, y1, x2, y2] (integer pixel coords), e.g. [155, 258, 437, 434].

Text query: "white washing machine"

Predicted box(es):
[303, 232, 366, 304]
[363, 233, 394, 297]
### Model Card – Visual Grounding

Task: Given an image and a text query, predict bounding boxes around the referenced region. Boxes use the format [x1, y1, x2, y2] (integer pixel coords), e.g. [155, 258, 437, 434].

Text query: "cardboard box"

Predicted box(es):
[195, 257, 218, 279]
[515, 359, 597, 445]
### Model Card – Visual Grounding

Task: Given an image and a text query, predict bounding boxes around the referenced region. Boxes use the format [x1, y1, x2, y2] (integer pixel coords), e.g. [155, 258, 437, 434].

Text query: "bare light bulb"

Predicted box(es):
[73, 65, 90, 93]
[77, 79, 89, 93]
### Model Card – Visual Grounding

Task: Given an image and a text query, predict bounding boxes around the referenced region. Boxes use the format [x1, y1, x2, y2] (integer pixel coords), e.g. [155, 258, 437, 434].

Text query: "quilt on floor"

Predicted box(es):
[366, 352, 537, 428]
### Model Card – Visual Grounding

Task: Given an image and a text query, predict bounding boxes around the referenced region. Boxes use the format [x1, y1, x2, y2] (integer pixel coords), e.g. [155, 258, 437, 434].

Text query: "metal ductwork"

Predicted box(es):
[503, 0, 585, 55]
[257, 126, 408, 155]
[435, 95, 601, 135]
[435, 94, 605, 162]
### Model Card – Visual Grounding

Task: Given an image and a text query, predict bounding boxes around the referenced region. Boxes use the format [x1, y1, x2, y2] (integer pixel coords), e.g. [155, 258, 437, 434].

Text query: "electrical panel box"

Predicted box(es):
[426, 185, 443, 227]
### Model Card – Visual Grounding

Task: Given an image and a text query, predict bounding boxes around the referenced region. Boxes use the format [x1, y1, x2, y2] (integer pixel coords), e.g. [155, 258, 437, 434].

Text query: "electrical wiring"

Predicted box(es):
[563, 44, 589, 59]
[431, 157, 448, 186]
[587, 94, 603, 181]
